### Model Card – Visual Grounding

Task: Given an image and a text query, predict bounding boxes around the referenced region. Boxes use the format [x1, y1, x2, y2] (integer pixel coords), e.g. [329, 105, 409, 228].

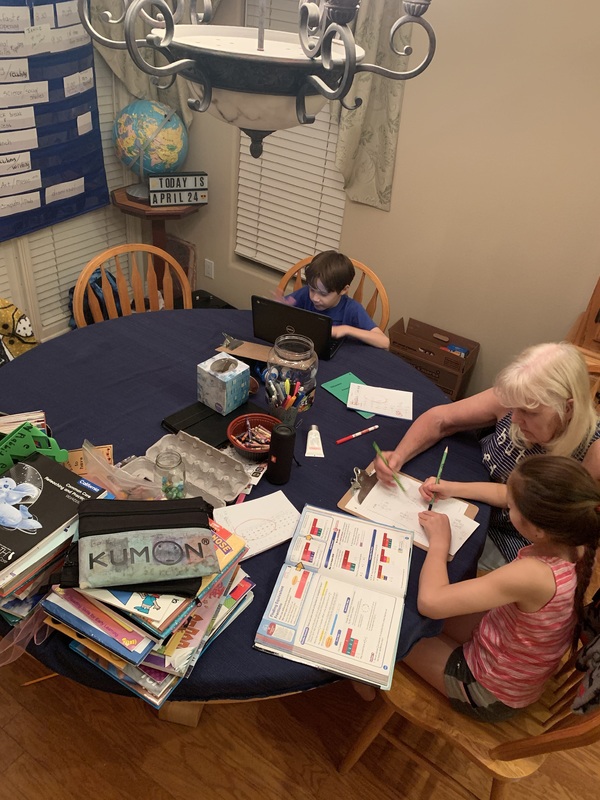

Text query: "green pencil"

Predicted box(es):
[372, 442, 406, 493]
[428, 446, 449, 510]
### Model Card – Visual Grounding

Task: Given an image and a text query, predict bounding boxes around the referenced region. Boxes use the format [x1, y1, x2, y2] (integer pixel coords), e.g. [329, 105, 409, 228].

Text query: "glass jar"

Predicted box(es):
[265, 334, 318, 421]
[154, 449, 186, 499]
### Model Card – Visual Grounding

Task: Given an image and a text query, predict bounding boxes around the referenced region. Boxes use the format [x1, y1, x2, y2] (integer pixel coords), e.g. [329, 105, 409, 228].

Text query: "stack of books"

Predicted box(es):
[40, 520, 253, 708]
[0, 451, 106, 623]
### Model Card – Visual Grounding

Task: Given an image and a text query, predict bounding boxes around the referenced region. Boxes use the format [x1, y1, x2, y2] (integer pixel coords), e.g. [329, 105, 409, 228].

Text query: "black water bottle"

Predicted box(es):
[265, 424, 296, 485]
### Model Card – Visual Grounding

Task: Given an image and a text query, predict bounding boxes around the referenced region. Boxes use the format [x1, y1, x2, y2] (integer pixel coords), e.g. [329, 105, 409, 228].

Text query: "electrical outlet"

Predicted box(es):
[204, 258, 215, 279]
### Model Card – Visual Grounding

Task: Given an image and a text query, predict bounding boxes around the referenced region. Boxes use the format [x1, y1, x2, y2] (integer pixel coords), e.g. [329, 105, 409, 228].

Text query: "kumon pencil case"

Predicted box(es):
[59, 496, 216, 597]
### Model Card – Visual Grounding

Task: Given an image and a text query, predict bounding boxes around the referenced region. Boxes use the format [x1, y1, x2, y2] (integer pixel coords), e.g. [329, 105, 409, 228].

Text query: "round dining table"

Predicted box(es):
[0, 309, 490, 713]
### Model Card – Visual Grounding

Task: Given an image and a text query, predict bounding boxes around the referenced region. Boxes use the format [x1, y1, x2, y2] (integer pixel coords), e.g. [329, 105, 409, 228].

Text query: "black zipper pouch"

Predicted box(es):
[58, 496, 214, 597]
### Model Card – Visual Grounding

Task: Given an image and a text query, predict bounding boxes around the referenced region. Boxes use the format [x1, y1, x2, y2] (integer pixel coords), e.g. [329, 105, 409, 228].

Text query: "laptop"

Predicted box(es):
[251, 295, 345, 360]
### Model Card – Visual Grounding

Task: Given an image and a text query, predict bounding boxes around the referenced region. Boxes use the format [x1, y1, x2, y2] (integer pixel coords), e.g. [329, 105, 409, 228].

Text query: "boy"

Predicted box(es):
[279, 251, 389, 349]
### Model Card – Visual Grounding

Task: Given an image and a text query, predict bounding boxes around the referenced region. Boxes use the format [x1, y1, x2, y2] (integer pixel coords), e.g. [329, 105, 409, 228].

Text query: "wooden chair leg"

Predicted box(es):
[489, 778, 512, 800]
[157, 700, 205, 727]
[338, 700, 396, 775]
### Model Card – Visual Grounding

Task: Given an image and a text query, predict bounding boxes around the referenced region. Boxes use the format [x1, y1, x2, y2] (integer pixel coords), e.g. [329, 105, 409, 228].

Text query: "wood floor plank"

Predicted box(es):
[1, 653, 600, 800]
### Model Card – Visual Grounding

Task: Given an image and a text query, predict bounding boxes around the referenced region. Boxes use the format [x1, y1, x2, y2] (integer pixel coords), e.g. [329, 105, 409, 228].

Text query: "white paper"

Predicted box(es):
[0, 81, 48, 109]
[0, 106, 35, 132]
[347, 383, 413, 420]
[0, 127, 37, 154]
[0, 169, 41, 198]
[0, 151, 32, 175]
[0, 7, 30, 32]
[213, 491, 300, 560]
[77, 111, 92, 136]
[45, 177, 84, 204]
[0, 190, 40, 217]
[0, 59, 29, 83]
[345, 473, 479, 557]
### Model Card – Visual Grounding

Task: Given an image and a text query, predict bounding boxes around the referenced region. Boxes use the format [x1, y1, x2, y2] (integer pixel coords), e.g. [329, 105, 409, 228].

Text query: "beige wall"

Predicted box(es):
[174, 0, 600, 395]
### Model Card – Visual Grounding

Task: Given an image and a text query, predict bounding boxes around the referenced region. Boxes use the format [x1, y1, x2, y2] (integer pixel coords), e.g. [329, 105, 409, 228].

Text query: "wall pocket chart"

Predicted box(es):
[0, 0, 109, 241]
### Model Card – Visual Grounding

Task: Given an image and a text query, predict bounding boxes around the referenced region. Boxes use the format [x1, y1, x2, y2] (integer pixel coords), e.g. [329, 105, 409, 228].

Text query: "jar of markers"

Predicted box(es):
[265, 334, 318, 423]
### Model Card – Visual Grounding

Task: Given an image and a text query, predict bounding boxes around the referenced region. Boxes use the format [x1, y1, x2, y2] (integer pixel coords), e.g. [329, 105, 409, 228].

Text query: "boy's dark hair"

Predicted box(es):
[305, 251, 355, 294]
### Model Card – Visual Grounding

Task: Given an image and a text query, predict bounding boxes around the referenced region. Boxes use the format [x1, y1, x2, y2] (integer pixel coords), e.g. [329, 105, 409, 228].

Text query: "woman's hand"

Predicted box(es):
[418, 510, 452, 550]
[374, 449, 403, 486]
[419, 477, 453, 503]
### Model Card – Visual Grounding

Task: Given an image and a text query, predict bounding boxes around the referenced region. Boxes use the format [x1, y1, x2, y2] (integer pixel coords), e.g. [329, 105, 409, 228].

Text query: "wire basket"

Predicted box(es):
[226, 413, 280, 462]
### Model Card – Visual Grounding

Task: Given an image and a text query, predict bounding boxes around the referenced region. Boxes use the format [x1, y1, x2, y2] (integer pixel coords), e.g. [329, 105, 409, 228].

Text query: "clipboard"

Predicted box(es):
[338, 462, 479, 560]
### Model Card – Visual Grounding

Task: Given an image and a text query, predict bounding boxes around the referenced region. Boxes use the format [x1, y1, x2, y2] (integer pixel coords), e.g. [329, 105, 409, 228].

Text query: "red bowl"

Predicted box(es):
[226, 413, 280, 461]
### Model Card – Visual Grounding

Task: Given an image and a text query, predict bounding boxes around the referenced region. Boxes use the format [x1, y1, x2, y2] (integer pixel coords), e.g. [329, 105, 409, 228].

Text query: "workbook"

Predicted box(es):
[254, 504, 412, 690]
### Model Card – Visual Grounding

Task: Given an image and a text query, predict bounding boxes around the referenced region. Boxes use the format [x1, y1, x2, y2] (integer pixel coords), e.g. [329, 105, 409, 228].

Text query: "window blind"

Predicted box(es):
[236, 0, 346, 272]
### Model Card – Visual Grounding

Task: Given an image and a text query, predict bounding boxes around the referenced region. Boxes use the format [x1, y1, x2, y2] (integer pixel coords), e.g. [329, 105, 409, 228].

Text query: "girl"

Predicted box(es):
[403, 454, 600, 722]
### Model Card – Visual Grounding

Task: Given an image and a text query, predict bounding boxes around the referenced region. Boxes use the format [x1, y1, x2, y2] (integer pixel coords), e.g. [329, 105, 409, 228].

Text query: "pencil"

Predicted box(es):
[427, 446, 449, 511]
[372, 441, 406, 493]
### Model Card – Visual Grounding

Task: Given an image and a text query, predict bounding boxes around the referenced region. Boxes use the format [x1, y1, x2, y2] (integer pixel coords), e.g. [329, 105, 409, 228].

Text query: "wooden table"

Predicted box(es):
[111, 187, 201, 252]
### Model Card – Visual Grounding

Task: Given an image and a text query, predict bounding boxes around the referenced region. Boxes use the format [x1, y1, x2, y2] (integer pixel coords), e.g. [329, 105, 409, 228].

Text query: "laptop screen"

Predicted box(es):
[251, 295, 342, 359]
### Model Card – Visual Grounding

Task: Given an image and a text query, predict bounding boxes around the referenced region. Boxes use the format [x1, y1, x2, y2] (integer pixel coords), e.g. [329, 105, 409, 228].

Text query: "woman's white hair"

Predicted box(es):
[494, 342, 598, 456]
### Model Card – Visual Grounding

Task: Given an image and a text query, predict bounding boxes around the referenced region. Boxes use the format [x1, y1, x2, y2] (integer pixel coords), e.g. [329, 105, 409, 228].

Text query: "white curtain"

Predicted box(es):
[335, 0, 411, 211]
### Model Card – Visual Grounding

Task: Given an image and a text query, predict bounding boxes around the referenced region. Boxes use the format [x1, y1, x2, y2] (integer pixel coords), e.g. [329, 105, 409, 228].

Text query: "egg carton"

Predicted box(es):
[122, 431, 249, 508]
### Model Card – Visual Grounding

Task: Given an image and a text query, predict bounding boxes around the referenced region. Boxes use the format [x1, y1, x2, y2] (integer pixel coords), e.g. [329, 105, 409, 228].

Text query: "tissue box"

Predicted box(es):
[197, 354, 250, 415]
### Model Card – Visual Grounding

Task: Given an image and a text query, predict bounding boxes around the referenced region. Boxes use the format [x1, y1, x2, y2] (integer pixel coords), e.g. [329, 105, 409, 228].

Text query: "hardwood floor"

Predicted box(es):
[0, 653, 597, 800]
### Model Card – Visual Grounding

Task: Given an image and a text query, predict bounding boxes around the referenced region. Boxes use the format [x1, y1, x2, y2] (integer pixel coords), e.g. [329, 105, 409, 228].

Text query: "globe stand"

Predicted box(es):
[126, 181, 150, 202]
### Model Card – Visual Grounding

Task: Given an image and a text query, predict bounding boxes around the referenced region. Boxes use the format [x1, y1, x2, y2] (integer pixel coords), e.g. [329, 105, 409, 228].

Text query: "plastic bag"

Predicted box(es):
[82, 440, 163, 500]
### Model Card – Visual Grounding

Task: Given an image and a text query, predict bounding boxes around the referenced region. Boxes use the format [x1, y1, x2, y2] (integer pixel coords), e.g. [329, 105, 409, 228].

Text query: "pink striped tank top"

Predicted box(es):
[463, 547, 577, 707]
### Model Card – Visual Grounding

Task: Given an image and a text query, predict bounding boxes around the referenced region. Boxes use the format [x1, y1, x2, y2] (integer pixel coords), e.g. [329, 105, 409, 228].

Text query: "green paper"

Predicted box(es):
[320, 373, 375, 419]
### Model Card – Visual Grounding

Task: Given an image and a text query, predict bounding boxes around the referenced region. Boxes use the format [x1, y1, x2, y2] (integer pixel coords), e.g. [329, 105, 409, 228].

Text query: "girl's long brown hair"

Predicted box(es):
[507, 454, 600, 649]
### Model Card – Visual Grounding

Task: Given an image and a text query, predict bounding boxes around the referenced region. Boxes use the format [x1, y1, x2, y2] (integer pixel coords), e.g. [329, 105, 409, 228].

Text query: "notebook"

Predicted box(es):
[251, 295, 345, 360]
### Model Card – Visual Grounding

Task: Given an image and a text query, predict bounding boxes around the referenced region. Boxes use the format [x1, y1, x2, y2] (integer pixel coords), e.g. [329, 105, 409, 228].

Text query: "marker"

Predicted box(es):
[372, 442, 406, 493]
[336, 425, 379, 445]
[428, 446, 449, 511]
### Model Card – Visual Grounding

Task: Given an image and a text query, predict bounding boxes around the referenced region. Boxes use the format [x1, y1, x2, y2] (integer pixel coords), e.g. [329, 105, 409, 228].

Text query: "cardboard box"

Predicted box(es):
[197, 354, 250, 415]
[389, 318, 480, 400]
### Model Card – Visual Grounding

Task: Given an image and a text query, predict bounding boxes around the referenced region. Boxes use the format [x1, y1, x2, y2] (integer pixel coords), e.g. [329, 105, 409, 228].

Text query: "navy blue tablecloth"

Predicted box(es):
[0, 310, 490, 700]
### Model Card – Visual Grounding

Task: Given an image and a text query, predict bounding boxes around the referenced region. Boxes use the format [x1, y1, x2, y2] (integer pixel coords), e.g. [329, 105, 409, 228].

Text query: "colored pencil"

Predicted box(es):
[372, 442, 406, 493]
[427, 446, 449, 510]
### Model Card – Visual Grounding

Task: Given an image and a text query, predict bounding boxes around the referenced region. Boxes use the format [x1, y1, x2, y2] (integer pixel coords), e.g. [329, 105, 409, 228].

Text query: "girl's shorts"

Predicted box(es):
[444, 646, 519, 723]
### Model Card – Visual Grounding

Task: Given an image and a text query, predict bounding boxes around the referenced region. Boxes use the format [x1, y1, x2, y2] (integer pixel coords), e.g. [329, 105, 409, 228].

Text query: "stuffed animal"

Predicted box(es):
[0, 297, 38, 367]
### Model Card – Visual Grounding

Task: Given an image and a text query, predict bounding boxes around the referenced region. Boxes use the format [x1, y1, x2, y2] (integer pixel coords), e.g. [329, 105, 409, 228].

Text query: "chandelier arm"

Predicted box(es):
[304, 22, 357, 103]
[189, 0, 214, 25]
[187, 71, 213, 113]
[356, 14, 436, 81]
[77, 0, 132, 49]
[123, 0, 196, 77]
[298, 1, 328, 58]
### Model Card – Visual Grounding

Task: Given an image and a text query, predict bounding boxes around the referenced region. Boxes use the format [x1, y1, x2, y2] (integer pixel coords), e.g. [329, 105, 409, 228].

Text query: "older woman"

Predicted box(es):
[375, 342, 600, 565]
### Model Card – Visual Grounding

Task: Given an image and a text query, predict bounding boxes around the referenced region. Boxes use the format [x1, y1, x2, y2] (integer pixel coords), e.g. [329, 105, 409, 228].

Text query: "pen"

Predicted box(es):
[372, 441, 406, 493]
[428, 445, 449, 511]
[336, 424, 379, 445]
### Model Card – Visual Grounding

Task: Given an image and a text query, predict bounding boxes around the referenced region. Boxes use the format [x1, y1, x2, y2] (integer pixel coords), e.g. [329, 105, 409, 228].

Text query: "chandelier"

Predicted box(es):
[79, 0, 436, 157]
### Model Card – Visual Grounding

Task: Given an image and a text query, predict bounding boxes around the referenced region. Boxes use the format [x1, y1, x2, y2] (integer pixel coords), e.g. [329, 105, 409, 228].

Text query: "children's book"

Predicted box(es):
[41, 586, 157, 664]
[76, 519, 247, 639]
[69, 640, 181, 708]
[0, 452, 104, 587]
[254, 504, 413, 690]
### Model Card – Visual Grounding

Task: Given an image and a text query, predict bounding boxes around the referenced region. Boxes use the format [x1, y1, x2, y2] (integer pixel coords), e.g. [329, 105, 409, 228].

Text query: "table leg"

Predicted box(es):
[157, 700, 206, 727]
[151, 219, 167, 289]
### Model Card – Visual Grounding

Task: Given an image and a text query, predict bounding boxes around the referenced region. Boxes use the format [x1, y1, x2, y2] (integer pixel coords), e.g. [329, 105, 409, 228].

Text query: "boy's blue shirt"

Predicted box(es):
[288, 287, 376, 331]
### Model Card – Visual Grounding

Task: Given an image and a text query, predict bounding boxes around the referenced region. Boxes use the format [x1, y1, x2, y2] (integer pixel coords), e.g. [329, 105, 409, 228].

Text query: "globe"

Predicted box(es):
[112, 100, 188, 199]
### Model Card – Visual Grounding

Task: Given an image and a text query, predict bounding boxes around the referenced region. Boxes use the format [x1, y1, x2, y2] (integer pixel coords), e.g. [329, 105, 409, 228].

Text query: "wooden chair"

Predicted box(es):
[72, 243, 192, 328]
[277, 256, 390, 331]
[566, 275, 600, 352]
[338, 658, 600, 800]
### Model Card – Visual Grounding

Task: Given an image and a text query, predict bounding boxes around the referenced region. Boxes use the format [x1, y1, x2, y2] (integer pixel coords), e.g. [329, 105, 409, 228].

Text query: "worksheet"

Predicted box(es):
[213, 491, 300, 559]
[346, 383, 413, 419]
[344, 473, 479, 557]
